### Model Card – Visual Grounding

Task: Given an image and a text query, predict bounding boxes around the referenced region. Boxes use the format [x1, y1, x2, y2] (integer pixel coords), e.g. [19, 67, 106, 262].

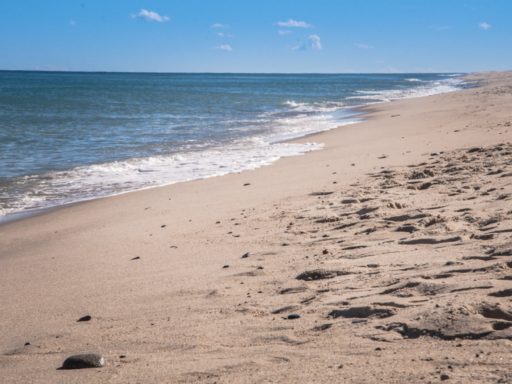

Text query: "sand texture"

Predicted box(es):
[1, 71, 512, 383]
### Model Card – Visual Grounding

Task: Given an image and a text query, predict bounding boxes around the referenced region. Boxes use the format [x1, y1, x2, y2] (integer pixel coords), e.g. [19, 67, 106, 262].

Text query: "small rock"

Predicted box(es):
[282, 243, 289, 246]
[223, 265, 229, 268]
[61, 354, 105, 369]
[161, 225, 166, 228]
[24, 342, 31, 346]
[352, 319, 368, 324]
[375, 347, 382, 351]
[256, 266, 264, 270]
[119, 355, 126, 359]
[338, 364, 344, 369]
[378, 154, 388, 159]
[242, 252, 250, 258]
[288, 314, 301, 320]
[440, 374, 450, 381]
[77, 315, 92, 322]
[244, 183, 251, 186]
[322, 249, 329, 254]
[216, 221, 221, 224]
[131, 256, 140, 260]
[446, 261, 456, 266]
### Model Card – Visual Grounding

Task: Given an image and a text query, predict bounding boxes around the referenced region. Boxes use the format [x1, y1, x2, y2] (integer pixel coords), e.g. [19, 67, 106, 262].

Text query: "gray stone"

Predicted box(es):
[61, 353, 105, 369]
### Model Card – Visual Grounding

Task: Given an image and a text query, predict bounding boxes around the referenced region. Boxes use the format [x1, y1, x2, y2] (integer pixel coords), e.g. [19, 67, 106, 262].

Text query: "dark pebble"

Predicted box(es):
[77, 315, 92, 322]
[120, 355, 126, 359]
[338, 364, 344, 369]
[132, 256, 140, 260]
[436, 304, 441, 308]
[446, 261, 456, 265]
[223, 265, 229, 268]
[282, 243, 289, 246]
[288, 314, 301, 320]
[242, 252, 250, 258]
[61, 353, 105, 369]
[24, 342, 31, 346]
[256, 266, 264, 270]
[441, 374, 450, 381]
[244, 183, 251, 186]
[375, 347, 382, 351]
[161, 225, 166, 228]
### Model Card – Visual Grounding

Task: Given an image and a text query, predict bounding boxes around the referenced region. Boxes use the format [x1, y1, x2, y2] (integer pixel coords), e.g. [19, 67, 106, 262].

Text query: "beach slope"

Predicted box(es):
[1, 71, 512, 383]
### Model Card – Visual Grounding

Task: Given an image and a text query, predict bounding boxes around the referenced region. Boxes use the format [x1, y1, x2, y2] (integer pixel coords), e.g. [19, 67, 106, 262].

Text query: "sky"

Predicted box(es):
[0, 0, 510, 73]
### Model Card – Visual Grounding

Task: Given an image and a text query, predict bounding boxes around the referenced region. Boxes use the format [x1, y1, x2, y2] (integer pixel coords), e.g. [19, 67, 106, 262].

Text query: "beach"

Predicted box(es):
[1, 70, 512, 383]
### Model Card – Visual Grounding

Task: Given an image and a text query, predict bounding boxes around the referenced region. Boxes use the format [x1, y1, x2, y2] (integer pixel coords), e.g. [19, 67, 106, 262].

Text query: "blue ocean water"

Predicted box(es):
[0, 71, 464, 218]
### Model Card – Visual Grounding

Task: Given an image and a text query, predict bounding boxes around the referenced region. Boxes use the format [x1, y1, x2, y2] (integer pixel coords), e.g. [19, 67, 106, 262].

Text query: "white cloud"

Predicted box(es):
[69, 19, 77, 26]
[381, 66, 399, 73]
[415, 67, 441, 73]
[291, 35, 322, 51]
[279, 30, 292, 35]
[354, 43, 373, 49]
[131, 9, 169, 22]
[211, 23, 228, 28]
[218, 33, 224, 37]
[479, 22, 491, 30]
[212, 45, 232, 51]
[32, 65, 69, 72]
[308, 35, 322, 50]
[276, 19, 313, 28]
[430, 25, 450, 30]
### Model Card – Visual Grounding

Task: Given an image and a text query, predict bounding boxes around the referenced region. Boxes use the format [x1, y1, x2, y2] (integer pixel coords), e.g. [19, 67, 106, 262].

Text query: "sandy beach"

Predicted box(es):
[1, 70, 512, 383]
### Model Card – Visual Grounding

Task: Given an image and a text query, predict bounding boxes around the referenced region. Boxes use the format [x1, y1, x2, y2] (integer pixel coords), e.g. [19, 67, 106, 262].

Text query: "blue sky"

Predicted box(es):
[0, 0, 510, 73]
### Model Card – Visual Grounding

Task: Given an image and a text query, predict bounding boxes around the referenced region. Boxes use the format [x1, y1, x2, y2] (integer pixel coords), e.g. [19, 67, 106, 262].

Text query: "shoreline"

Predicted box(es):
[2, 70, 512, 383]
[0, 77, 465, 226]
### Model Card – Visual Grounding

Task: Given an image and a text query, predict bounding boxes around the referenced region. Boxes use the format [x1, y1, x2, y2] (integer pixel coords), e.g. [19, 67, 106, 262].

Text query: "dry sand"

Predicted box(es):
[1, 71, 512, 383]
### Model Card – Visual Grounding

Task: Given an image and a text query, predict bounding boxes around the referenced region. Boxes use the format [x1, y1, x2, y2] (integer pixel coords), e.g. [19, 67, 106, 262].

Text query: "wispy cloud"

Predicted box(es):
[430, 25, 449, 30]
[217, 33, 224, 37]
[354, 43, 373, 49]
[279, 30, 292, 35]
[69, 19, 77, 26]
[292, 35, 322, 51]
[479, 22, 491, 30]
[380, 66, 399, 74]
[131, 9, 169, 22]
[415, 67, 442, 73]
[212, 45, 233, 51]
[32, 65, 69, 72]
[276, 19, 313, 28]
[308, 35, 322, 50]
[211, 23, 228, 28]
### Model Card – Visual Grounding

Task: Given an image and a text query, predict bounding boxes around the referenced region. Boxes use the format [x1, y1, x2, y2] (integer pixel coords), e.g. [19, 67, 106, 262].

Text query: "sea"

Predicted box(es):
[0, 71, 465, 222]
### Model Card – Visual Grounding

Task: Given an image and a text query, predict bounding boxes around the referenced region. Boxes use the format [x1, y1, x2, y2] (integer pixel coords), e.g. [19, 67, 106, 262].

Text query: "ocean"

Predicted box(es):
[0, 71, 465, 221]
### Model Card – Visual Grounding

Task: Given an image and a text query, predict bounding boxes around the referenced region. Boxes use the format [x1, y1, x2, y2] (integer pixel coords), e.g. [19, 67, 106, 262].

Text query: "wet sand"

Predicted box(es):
[1, 71, 512, 383]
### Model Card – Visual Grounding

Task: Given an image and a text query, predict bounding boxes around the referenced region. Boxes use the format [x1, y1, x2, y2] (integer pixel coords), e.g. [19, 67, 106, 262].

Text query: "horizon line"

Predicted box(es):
[0, 69, 466, 75]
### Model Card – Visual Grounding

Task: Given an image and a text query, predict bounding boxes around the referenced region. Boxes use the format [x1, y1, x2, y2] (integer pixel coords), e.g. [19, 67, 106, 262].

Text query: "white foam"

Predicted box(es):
[0, 76, 465, 218]
[348, 77, 463, 103]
